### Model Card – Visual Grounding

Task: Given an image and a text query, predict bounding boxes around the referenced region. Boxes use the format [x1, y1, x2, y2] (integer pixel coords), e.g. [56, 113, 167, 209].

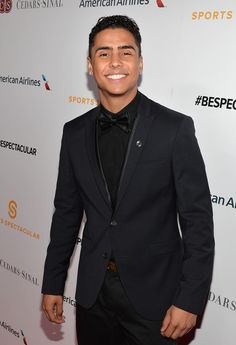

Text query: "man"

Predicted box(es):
[42, 15, 214, 345]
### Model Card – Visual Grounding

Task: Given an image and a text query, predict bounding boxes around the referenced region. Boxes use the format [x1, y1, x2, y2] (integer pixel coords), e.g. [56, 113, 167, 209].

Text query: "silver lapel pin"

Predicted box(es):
[136, 140, 142, 148]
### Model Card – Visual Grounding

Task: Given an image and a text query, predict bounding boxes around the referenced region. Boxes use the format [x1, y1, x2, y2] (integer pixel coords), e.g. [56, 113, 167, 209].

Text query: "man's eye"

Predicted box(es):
[123, 51, 132, 56]
[99, 52, 109, 57]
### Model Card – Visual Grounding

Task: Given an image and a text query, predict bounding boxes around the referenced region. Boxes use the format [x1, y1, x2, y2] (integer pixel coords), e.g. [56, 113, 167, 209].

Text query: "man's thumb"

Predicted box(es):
[160, 308, 171, 333]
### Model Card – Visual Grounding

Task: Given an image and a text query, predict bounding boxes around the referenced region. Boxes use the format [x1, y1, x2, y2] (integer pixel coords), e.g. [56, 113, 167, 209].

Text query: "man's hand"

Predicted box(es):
[42, 294, 65, 324]
[161, 305, 197, 339]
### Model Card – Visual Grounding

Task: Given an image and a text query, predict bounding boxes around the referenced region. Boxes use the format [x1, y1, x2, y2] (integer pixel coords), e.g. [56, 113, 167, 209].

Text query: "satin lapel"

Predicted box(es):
[114, 95, 155, 215]
[85, 108, 112, 211]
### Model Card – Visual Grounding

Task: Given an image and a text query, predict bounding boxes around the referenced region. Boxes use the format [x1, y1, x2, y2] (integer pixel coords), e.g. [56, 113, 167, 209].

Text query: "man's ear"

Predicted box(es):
[139, 56, 143, 75]
[87, 57, 93, 75]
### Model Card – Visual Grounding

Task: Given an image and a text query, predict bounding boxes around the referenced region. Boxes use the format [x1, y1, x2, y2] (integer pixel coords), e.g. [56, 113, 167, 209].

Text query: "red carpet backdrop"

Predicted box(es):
[0, 0, 235, 344]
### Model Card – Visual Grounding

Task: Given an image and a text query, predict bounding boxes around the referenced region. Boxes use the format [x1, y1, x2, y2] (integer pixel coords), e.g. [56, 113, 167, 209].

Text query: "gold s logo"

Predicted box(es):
[8, 200, 17, 219]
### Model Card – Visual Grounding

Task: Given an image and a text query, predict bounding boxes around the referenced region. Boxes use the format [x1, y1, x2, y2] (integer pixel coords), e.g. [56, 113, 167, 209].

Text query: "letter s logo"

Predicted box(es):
[8, 200, 17, 219]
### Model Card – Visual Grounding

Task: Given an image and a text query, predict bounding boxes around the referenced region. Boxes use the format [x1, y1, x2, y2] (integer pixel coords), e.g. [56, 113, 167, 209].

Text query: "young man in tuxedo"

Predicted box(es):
[42, 15, 214, 345]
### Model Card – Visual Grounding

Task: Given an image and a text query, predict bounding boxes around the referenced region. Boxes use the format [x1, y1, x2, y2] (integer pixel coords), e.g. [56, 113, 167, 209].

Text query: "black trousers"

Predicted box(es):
[76, 269, 176, 345]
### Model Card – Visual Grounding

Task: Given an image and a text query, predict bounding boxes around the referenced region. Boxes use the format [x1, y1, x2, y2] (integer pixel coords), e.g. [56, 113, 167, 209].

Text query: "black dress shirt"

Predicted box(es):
[97, 92, 140, 210]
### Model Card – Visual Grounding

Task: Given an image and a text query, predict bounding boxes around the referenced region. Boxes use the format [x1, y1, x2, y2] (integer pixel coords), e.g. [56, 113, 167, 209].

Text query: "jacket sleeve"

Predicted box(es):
[172, 116, 214, 315]
[41, 124, 84, 295]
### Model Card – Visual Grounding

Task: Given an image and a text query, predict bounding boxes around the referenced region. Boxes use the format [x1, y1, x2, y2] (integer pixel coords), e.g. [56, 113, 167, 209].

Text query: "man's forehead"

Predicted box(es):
[93, 28, 137, 46]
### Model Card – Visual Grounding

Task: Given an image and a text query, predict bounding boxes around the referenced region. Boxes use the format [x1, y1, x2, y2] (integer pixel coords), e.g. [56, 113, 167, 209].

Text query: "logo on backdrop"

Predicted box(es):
[0, 320, 20, 338]
[192, 10, 233, 20]
[156, 0, 164, 7]
[0, 73, 51, 91]
[78, 0, 166, 8]
[63, 295, 77, 307]
[16, 0, 63, 10]
[0, 0, 12, 13]
[8, 200, 17, 219]
[211, 194, 236, 210]
[208, 291, 236, 312]
[42, 74, 51, 90]
[0, 321, 30, 343]
[0, 139, 37, 156]
[0, 258, 40, 286]
[0, 200, 40, 240]
[195, 95, 236, 111]
[21, 330, 29, 345]
[69, 95, 99, 106]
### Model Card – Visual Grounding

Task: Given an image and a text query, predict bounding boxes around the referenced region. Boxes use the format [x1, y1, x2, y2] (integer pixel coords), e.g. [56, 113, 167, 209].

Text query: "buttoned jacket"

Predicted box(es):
[42, 93, 214, 319]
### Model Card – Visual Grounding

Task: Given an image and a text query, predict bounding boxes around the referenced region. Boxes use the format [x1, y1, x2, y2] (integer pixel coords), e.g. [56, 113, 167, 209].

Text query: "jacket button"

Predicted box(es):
[102, 253, 108, 259]
[110, 220, 118, 226]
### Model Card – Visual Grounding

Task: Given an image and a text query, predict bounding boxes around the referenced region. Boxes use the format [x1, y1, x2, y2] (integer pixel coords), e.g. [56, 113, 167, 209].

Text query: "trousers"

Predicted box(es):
[76, 268, 176, 345]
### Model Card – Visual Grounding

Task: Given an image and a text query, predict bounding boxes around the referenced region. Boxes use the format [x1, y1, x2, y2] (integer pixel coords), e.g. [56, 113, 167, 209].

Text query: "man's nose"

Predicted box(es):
[110, 52, 122, 68]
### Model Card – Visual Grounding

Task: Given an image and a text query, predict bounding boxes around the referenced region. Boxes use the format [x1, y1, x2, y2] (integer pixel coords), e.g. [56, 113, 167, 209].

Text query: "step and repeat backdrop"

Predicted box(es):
[0, 0, 235, 344]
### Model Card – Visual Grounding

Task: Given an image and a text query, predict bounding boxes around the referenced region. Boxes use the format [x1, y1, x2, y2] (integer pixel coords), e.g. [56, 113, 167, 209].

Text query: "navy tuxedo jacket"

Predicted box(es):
[42, 93, 214, 319]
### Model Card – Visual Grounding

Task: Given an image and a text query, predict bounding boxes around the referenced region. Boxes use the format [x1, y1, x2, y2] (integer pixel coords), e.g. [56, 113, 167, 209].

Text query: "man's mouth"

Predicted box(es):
[106, 74, 127, 80]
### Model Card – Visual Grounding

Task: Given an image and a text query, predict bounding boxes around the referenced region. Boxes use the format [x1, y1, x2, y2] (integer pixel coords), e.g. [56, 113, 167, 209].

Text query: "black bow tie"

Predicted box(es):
[98, 110, 131, 133]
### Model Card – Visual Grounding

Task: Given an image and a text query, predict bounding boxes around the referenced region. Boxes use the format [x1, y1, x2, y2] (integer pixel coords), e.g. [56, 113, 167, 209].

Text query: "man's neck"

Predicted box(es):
[99, 89, 138, 114]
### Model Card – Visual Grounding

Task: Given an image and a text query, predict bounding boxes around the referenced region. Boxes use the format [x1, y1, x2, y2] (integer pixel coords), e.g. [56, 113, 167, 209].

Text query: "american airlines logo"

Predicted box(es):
[78, 0, 166, 8]
[156, 0, 164, 7]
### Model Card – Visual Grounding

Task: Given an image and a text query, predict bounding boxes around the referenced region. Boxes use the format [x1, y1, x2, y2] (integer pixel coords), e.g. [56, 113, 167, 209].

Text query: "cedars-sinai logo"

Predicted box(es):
[156, 0, 165, 7]
[0, 0, 12, 13]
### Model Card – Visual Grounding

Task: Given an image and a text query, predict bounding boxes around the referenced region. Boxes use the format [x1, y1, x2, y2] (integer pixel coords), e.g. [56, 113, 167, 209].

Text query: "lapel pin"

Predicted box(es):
[136, 140, 142, 148]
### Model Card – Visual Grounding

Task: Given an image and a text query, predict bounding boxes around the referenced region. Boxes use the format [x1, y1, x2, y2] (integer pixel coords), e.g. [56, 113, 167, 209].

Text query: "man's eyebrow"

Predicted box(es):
[118, 45, 136, 51]
[95, 46, 112, 53]
[95, 45, 136, 53]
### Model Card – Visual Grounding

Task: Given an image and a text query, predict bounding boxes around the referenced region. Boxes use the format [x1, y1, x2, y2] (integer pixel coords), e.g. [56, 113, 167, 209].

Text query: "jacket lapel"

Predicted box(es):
[85, 93, 155, 216]
[114, 94, 155, 214]
[85, 107, 112, 211]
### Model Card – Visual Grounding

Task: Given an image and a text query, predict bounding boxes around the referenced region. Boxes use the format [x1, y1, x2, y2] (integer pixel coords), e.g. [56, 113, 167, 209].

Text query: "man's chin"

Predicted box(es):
[99, 88, 136, 98]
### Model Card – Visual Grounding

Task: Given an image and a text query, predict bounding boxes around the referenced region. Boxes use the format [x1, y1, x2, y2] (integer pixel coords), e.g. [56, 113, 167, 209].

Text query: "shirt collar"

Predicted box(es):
[100, 91, 140, 125]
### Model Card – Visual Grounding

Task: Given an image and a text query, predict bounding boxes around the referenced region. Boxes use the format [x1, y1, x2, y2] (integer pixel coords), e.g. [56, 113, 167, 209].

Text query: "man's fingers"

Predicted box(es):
[43, 308, 51, 321]
[161, 323, 176, 338]
[45, 306, 64, 324]
[55, 301, 64, 321]
[170, 326, 193, 339]
[160, 308, 171, 333]
[162, 324, 192, 339]
[43, 301, 57, 322]
[46, 306, 58, 323]
[168, 325, 185, 339]
[161, 305, 197, 339]
[42, 295, 65, 324]
[161, 309, 176, 338]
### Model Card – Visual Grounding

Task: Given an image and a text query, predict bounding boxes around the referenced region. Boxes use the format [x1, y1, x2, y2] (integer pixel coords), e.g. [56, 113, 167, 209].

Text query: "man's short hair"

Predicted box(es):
[89, 15, 142, 58]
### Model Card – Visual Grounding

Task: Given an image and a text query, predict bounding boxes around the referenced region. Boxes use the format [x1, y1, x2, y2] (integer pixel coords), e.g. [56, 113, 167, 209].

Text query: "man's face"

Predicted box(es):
[88, 28, 143, 99]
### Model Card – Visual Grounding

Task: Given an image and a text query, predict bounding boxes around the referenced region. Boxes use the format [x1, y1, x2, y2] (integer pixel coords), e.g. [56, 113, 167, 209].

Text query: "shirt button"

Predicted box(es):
[102, 253, 108, 259]
[110, 220, 118, 226]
